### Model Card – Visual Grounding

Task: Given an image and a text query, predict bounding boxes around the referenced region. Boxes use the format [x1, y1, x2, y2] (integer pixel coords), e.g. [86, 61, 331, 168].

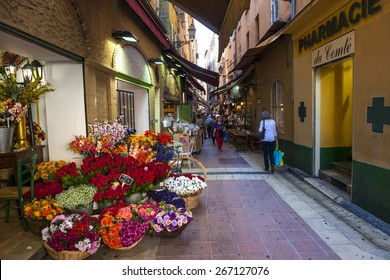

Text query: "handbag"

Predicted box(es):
[274, 147, 284, 167]
[256, 120, 266, 140]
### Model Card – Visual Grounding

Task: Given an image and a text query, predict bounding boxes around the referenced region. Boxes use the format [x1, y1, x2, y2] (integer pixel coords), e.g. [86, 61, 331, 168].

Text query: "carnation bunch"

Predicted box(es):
[42, 213, 101, 254]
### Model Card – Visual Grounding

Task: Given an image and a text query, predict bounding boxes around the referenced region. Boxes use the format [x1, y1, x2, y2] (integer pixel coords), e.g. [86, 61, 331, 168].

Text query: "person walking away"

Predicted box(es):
[205, 115, 212, 139]
[259, 111, 278, 173]
[213, 115, 226, 152]
[210, 115, 217, 144]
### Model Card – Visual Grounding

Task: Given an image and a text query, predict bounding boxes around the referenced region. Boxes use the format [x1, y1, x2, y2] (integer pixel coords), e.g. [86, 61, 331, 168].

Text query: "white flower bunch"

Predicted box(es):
[164, 176, 207, 196]
[55, 184, 97, 210]
[88, 115, 128, 145]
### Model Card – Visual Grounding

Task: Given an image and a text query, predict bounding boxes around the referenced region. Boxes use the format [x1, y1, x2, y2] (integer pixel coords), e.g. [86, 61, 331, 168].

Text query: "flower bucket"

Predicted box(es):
[124, 193, 148, 204]
[98, 200, 116, 211]
[43, 242, 90, 260]
[0, 127, 15, 153]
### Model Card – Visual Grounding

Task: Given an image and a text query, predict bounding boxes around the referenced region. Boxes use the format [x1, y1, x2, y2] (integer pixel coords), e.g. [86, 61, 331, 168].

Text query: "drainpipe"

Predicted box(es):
[291, 0, 296, 18]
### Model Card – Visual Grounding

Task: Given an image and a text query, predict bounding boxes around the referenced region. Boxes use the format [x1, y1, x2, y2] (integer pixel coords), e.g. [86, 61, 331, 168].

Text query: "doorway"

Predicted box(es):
[314, 58, 353, 177]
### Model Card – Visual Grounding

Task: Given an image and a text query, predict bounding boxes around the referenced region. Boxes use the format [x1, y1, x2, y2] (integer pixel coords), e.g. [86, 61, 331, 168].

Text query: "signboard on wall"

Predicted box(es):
[312, 31, 355, 67]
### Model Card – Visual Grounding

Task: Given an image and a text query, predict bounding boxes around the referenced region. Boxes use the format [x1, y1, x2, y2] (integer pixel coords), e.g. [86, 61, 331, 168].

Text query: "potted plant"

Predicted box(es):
[148, 203, 192, 238]
[99, 202, 148, 250]
[55, 184, 97, 215]
[23, 197, 64, 235]
[42, 213, 101, 259]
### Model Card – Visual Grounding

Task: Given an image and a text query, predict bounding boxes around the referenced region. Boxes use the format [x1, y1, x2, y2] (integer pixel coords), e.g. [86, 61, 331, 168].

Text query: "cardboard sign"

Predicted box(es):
[179, 134, 189, 146]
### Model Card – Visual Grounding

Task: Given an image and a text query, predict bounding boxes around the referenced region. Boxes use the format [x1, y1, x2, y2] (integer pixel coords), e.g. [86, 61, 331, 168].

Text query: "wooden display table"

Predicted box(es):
[0, 145, 44, 184]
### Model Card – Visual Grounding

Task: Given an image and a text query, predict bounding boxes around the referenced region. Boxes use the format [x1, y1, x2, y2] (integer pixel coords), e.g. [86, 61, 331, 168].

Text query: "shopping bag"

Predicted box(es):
[274, 147, 284, 167]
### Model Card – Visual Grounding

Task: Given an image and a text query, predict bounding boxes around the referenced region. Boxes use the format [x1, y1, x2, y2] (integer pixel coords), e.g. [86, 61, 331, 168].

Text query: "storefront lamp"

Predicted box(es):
[31, 60, 43, 80]
[148, 58, 164, 65]
[22, 61, 34, 83]
[112, 30, 139, 42]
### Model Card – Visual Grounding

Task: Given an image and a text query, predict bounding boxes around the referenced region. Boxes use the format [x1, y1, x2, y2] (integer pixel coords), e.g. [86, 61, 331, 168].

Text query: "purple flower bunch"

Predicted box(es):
[148, 189, 186, 209]
[149, 204, 192, 233]
[42, 213, 101, 254]
[154, 145, 174, 162]
[120, 220, 145, 247]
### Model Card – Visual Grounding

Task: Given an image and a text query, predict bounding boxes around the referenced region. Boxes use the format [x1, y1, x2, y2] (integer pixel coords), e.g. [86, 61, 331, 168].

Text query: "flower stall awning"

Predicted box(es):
[210, 94, 226, 110]
[163, 50, 219, 87]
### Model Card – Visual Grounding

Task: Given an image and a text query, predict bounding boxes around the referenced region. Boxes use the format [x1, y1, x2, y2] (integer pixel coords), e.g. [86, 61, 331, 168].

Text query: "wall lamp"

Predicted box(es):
[112, 30, 139, 42]
[148, 58, 164, 65]
[172, 22, 196, 49]
[22, 60, 44, 83]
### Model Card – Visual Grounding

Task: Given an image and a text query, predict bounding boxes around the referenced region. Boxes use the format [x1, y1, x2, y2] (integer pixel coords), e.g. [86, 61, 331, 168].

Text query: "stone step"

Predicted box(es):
[331, 161, 352, 176]
[319, 169, 352, 194]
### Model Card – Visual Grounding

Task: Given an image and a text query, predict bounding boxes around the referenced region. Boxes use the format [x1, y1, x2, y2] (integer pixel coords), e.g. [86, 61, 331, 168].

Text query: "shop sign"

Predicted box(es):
[299, 0, 382, 53]
[312, 31, 355, 67]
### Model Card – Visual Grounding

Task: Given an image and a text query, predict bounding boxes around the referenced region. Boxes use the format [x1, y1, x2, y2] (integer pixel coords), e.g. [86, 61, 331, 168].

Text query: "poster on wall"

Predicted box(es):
[164, 73, 180, 102]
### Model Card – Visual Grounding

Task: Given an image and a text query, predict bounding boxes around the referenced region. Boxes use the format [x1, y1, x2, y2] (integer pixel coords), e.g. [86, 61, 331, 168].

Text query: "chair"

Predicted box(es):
[0, 154, 37, 231]
[179, 138, 195, 168]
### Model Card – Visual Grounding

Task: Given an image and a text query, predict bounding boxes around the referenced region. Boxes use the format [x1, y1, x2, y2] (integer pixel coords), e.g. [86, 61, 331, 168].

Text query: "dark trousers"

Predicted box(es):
[262, 141, 276, 170]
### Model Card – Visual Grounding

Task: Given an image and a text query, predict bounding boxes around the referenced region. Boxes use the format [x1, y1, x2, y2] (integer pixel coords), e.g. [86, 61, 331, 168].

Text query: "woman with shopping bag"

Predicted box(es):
[258, 111, 278, 173]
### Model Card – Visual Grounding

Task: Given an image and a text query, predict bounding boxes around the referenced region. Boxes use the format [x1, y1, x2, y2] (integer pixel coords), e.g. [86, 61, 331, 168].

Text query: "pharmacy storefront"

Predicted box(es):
[286, 0, 390, 222]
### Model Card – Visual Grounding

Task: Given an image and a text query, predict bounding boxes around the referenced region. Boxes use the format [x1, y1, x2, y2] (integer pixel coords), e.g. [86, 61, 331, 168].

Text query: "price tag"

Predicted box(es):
[119, 174, 133, 185]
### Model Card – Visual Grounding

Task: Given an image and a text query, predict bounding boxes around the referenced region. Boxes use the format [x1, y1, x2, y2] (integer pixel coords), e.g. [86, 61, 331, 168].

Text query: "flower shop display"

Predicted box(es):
[23, 197, 64, 235]
[163, 174, 207, 209]
[42, 213, 101, 259]
[99, 203, 149, 250]
[55, 184, 97, 215]
[149, 203, 192, 238]
[56, 162, 88, 189]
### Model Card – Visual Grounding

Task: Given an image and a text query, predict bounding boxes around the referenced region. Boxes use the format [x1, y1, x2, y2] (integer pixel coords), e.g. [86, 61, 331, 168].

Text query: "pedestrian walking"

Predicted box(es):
[205, 115, 212, 139]
[259, 111, 278, 173]
[213, 115, 226, 152]
[210, 115, 216, 144]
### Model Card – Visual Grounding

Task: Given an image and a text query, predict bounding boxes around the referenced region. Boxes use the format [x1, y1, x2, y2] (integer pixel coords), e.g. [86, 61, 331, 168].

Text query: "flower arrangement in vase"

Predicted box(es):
[23, 197, 64, 235]
[55, 184, 97, 214]
[42, 213, 101, 259]
[99, 202, 148, 249]
[0, 99, 28, 127]
[149, 203, 192, 238]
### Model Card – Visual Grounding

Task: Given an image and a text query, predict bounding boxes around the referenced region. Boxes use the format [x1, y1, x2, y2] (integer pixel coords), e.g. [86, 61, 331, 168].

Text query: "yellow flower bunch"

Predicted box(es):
[127, 134, 154, 148]
[34, 160, 68, 181]
[24, 197, 64, 223]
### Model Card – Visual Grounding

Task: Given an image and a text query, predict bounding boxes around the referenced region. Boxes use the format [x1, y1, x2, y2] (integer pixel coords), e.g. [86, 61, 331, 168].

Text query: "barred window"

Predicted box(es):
[271, 80, 285, 133]
[117, 90, 135, 130]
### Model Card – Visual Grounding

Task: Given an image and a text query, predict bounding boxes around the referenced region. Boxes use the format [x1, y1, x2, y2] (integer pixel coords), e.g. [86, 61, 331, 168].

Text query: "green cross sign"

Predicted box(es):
[298, 101, 306, 122]
[367, 97, 390, 133]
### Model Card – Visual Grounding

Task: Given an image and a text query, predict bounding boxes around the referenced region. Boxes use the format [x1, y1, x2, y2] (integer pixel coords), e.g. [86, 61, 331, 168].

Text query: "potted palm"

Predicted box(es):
[55, 184, 97, 215]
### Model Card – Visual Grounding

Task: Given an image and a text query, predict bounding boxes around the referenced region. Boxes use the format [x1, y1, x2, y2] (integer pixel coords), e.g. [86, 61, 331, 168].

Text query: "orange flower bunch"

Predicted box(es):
[34, 160, 67, 181]
[24, 198, 64, 224]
